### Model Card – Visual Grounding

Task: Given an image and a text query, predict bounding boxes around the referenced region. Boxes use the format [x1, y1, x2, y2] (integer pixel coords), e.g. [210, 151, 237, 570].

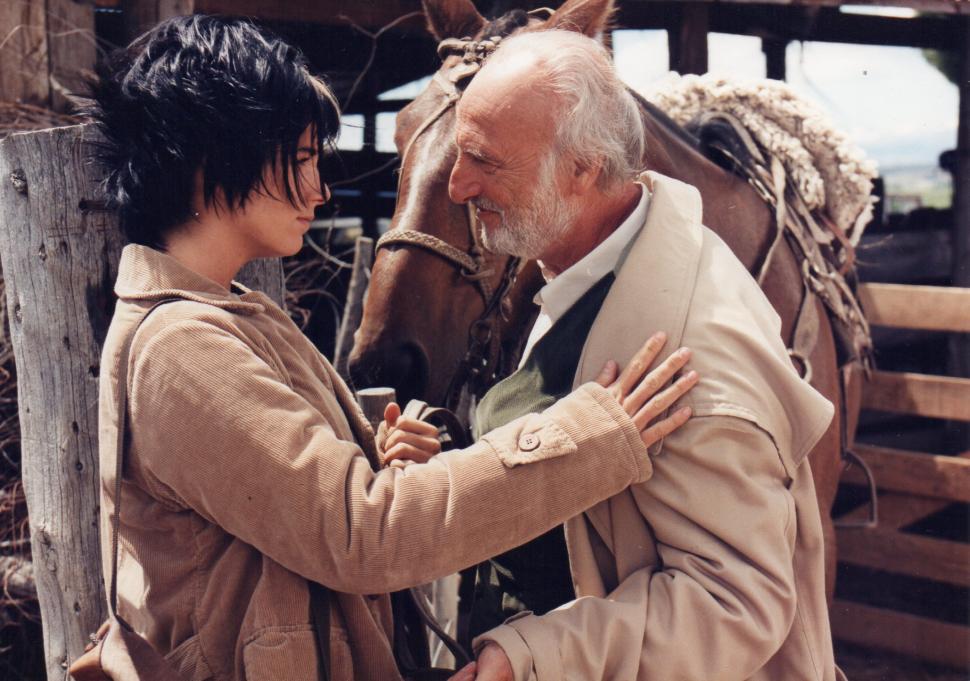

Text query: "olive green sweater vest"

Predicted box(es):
[469, 273, 615, 638]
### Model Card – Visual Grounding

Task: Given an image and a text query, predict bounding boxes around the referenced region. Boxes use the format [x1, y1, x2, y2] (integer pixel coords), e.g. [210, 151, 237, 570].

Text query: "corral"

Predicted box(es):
[0, 1, 967, 679]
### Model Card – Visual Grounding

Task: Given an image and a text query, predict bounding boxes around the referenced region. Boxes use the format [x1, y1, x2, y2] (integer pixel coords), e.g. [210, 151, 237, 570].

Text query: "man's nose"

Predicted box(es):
[448, 156, 480, 205]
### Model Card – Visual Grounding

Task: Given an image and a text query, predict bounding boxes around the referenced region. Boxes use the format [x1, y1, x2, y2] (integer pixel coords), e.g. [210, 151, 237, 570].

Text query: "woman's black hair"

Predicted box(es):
[85, 15, 339, 249]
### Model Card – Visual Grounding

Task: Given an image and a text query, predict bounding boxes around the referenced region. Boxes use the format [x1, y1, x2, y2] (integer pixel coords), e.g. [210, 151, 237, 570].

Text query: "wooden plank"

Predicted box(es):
[619, 3, 964, 49]
[836, 492, 950, 530]
[668, 3, 709, 76]
[643, 0, 970, 15]
[837, 525, 970, 587]
[192, 0, 426, 30]
[858, 283, 970, 333]
[0, 0, 50, 106]
[861, 371, 970, 421]
[45, 0, 96, 113]
[832, 600, 970, 669]
[842, 444, 970, 502]
[948, 15, 970, 452]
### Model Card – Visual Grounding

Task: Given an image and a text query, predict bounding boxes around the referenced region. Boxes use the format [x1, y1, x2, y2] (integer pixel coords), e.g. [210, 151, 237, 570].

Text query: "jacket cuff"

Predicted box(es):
[476, 612, 566, 681]
[559, 382, 652, 483]
[473, 624, 534, 681]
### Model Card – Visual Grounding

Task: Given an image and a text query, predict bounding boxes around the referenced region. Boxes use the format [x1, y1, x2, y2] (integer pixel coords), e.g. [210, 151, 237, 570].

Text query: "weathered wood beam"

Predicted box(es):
[334, 236, 374, 381]
[831, 599, 970, 669]
[837, 524, 970, 586]
[0, 0, 50, 106]
[193, 0, 426, 31]
[858, 283, 970, 333]
[948, 15, 970, 450]
[617, 2, 963, 50]
[624, 0, 970, 16]
[762, 37, 787, 80]
[861, 371, 970, 421]
[668, 3, 709, 75]
[842, 444, 970, 502]
[835, 491, 950, 530]
[45, 0, 96, 112]
[0, 123, 283, 678]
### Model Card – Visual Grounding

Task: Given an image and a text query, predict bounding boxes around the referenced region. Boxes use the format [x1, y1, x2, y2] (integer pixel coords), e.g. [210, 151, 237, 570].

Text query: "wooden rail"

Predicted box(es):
[833, 283, 970, 669]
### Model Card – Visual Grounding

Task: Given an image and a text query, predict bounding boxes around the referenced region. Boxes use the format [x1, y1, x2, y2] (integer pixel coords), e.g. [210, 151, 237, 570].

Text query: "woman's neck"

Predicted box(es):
[163, 218, 249, 290]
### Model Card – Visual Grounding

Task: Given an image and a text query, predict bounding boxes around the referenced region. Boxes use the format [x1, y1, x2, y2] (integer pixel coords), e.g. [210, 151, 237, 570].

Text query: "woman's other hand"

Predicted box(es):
[379, 402, 442, 468]
[594, 331, 699, 447]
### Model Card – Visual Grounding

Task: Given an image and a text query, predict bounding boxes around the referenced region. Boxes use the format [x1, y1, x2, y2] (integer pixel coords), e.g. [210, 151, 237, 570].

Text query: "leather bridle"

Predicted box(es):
[375, 36, 523, 410]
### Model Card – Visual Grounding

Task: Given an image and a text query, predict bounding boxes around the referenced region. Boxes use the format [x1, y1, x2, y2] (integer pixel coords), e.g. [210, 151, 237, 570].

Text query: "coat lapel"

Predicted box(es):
[569, 171, 705, 554]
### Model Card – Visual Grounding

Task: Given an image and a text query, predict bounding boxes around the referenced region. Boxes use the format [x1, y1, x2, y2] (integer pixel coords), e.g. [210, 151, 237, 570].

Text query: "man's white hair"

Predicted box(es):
[485, 30, 645, 193]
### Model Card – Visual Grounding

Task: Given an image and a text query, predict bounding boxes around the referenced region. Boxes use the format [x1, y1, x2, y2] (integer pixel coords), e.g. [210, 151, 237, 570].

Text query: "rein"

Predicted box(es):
[375, 36, 522, 410]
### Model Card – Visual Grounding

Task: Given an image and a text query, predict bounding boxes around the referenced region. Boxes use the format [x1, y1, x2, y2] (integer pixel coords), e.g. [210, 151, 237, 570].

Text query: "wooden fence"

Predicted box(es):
[831, 282, 970, 670]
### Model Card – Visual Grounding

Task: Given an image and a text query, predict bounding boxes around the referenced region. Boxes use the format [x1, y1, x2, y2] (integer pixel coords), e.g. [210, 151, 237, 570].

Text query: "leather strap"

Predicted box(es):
[109, 299, 181, 626]
[309, 581, 332, 681]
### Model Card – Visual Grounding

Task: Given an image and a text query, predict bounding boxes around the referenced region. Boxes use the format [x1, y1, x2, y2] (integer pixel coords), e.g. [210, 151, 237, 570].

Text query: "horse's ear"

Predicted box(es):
[542, 0, 615, 38]
[422, 0, 485, 40]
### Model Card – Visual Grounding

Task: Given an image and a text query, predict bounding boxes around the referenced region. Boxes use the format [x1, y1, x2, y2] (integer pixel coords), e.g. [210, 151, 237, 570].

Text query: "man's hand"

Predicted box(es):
[447, 644, 513, 681]
[377, 402, 442, 468]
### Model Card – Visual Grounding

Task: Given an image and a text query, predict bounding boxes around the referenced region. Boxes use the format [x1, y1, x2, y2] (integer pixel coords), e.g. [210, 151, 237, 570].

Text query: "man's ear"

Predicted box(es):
[422, 0, 485, 40]
[568, 157, 602, 196]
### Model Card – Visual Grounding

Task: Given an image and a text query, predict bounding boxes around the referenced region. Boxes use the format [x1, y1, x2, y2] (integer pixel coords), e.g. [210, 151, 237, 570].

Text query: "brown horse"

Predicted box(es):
[349, 0, 860, 600]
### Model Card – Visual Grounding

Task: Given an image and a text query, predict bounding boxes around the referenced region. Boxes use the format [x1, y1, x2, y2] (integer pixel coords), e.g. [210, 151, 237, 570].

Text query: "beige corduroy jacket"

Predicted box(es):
[96, 245, 654, 681]
[477, 172, 839, 681]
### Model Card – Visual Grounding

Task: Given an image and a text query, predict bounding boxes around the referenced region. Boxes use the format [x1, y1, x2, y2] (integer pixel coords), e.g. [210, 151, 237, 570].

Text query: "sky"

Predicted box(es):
[339, 28, 960, 174]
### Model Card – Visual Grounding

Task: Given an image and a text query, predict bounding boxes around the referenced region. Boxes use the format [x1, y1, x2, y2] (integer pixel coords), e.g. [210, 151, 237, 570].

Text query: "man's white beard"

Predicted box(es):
[476, 152, 579, 260]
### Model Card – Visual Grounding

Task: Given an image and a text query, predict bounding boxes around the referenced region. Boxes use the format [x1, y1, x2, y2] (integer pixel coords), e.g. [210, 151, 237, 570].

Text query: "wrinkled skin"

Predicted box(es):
[349, 0, 861, 602]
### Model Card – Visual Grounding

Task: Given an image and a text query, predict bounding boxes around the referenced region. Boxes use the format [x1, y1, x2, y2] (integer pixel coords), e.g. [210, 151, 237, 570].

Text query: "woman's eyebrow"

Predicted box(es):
[298, 146, 318, 155]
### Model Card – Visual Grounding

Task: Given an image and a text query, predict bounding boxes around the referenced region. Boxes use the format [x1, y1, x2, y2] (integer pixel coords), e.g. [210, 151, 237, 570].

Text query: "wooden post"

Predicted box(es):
[762, 38, 787, 81]
[121, 0, 196, 41]
[668, 2, 709, 76]
[0, 123, 283, 678]
[0, 0, 96, 113]
[949, 16, 970, 451]
[46, 0, 97, 113]
[0, 0, 51, 106]
[334, 236, 374, 381]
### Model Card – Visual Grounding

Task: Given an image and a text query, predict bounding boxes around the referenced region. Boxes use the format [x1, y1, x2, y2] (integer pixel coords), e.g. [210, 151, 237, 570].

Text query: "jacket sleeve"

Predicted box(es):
[127, 318, 651, 594]
[475, 415, 801, 681]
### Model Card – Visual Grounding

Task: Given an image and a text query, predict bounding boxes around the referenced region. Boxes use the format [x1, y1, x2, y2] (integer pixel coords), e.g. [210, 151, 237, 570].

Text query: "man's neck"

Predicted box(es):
[540, 182, 642, 276]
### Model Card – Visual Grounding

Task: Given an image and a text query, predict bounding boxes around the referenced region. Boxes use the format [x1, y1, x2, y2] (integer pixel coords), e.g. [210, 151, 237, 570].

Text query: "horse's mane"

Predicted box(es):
[481, 7, 530, 37]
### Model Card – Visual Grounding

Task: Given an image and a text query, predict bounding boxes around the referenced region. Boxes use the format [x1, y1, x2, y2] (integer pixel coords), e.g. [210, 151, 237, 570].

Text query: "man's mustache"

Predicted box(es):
[471, 198, 503, 215]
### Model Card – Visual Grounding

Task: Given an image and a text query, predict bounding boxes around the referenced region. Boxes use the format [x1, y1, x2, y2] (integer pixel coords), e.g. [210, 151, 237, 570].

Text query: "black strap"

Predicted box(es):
[310, 581, 332, 681]
[108, 299, 180, 626]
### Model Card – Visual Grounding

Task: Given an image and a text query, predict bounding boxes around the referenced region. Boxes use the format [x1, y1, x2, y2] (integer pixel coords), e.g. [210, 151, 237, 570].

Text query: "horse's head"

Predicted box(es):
[349, 0, 615, 407]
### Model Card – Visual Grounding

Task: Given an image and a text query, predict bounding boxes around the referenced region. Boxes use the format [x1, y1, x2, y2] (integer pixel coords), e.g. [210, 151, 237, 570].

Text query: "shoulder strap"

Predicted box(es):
[108, 299, 180, 627]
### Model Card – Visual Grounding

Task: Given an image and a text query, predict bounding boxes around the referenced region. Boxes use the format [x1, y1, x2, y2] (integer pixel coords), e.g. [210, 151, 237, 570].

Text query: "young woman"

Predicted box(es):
[88, 15, 697, 681]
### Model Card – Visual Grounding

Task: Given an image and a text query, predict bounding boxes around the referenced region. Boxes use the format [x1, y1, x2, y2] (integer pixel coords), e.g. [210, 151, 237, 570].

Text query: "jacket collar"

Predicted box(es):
[114, 244, 265, 315]
[575, 171, 703, 400]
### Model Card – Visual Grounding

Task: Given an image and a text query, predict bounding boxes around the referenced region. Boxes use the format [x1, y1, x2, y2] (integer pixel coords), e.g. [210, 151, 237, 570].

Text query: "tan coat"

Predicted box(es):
[98, 245, 654, 681]
[477, 172, 838, 681]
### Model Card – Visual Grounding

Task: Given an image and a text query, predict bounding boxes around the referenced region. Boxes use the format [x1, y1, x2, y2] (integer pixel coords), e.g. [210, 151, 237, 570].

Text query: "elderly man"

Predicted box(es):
[446, 30, 839, 681]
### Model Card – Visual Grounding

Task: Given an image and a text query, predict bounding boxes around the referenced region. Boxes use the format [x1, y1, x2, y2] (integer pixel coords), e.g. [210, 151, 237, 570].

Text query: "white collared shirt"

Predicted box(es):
[519, 184, 651, 367]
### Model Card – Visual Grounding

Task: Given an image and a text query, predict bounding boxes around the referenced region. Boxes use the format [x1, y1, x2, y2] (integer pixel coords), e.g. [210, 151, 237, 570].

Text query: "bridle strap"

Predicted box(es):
[376, 36, 523, 407]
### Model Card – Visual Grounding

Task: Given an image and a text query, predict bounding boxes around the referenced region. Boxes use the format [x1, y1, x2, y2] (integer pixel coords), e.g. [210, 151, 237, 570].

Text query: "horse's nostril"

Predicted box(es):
[348, 343, 429, 405]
